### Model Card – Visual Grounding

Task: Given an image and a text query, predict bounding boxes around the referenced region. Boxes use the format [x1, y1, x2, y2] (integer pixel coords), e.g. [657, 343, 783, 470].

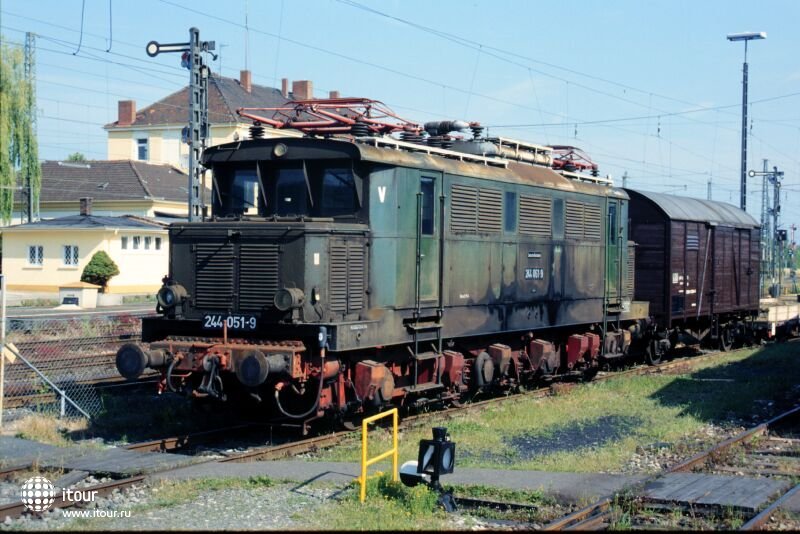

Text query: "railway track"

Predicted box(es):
[121, 344, 749, 461]
[0, 475, 145, 521]
[544, 405, 800, 530]
[0, 343, 785, 524]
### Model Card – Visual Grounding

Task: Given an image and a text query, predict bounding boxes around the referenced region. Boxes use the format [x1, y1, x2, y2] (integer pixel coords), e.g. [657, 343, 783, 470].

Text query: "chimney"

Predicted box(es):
[329, 90, 340, 99]
[240, 69, 252, 94]
[281, 78, 289, 99]
[292, 80, 313, 100]
[118, 100, 136, 126]
[79, 197, 93, 216]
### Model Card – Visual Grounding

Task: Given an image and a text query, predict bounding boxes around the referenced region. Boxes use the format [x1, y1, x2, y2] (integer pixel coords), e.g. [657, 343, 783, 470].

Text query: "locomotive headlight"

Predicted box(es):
[156, 282, 187, 310]
[274, 287, 305, 311]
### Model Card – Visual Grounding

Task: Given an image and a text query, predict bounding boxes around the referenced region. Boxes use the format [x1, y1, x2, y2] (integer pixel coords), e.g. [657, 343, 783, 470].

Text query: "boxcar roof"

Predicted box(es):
[626, 189, 759, 228]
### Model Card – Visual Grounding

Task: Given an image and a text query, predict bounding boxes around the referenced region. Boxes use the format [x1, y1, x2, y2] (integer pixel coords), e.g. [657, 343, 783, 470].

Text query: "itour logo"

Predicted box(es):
[20, 476, 57, 512]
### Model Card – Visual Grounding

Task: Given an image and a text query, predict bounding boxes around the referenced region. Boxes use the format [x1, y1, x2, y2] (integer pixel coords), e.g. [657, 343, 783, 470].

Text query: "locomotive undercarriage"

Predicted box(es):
[116, 318, 653, 426]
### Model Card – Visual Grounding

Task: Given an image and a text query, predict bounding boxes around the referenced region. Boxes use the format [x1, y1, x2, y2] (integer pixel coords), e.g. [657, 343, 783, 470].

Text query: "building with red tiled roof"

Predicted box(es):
[104, 71, 330, 170]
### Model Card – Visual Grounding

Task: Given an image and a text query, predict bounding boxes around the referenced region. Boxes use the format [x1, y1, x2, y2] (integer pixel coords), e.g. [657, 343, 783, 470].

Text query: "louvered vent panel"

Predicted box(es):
[450, 184, 478, 233]
[565, 200, 584, 239]
[195, 243, 234, 310]
[239, 244, 280, 311]
[329, 244, 348, 313]
[478, 188, 502, 233]
[584, 203, 602, 241]
[347, 242, 365, 311]
[626, 247, 635, 298]
[687, 233, 699, 250]
[519, 195, 552, 236]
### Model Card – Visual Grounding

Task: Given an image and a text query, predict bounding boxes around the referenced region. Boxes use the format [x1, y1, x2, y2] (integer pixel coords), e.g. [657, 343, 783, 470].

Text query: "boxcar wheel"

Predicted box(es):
[719, 326, 733, 352]
[645, 340, 662, 365]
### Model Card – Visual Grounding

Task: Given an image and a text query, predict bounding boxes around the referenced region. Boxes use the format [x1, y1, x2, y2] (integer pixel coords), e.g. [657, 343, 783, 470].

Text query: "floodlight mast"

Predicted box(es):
[726, 31, 766, 212]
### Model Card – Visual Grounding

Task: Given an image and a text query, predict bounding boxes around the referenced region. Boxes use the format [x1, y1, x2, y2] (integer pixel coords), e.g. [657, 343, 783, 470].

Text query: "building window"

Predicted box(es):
[63, 245, 79, 266]
[137, 138, 148, 161]
[28, 245, 43, 266]
[155, 237, 162, 250]
[133, 236, 141, 250]
[144, 236, 152, 250]
[121, 236, 128, 250]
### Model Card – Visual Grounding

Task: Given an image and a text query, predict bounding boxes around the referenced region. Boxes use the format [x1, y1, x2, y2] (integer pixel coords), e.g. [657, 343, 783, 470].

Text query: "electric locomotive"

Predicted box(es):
[116, 99, 654, 423]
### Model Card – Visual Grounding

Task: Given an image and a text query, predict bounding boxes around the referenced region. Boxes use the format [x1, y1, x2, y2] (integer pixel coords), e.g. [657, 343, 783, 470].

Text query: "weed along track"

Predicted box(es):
[545, 405, 800, 530]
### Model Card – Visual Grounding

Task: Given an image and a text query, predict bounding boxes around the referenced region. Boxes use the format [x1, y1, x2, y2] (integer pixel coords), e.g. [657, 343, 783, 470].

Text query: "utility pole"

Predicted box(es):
[760, 159, 770, 295]
[146, 29, 216, 222]
[621, 171, 628, 188]
[707, 176, 712, 200]
[749, 164, 783, 296]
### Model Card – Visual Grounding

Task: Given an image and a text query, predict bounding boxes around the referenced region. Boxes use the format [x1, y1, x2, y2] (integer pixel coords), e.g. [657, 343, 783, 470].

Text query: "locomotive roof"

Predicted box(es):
[625, 189, 759, 228]
[204, 137, 628, 200]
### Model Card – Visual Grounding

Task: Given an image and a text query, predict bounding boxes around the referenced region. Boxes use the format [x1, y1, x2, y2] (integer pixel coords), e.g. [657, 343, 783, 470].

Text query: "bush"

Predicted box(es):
[81, 251, 120, 292]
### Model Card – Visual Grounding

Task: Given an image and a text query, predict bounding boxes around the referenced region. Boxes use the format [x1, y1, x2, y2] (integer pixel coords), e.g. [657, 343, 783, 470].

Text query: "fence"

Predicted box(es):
[0, 290, 155, 423]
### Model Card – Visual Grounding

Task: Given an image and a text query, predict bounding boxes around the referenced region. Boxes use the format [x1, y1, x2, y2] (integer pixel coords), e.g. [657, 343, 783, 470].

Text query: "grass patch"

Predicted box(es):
[18, 298, 60, 308]
[9, 413, 90, 447]
[315, 343, 800, 474]
[308, 473, 454, 530]
[122, 294, 155, 304]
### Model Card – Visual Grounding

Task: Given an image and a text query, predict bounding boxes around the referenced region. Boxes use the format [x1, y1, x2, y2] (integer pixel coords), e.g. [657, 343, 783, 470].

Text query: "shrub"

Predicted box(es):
[81, 251, 120, 292]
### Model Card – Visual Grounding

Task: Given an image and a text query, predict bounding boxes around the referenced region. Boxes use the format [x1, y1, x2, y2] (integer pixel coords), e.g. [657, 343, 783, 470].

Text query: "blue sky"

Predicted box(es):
[1, 0, 799, 233]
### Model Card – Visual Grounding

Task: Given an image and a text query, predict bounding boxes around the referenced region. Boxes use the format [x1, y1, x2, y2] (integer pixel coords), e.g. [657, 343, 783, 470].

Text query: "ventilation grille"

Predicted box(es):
[565, 200, 584, 239]
[450, 184, 478, 233]
[195, 243, 234, 310]
[687, 233, 699, 251]
[238, 244, 280, 311]
[565, 200, 602, 241]
[450, 184, 503, 234]
[477, 188, 502, 233]
[519, 195, 552, 236]
[330, 242, 365, 314]
[584, 204, 602, 241]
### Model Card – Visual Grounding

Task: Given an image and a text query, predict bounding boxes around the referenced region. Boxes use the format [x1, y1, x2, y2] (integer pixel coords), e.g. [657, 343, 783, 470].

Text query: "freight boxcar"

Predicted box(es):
[626, 189, 760, 353]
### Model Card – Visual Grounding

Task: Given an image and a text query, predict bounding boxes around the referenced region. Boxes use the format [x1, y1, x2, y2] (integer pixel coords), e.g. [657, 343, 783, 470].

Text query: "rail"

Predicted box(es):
[359, 408, 399, 503]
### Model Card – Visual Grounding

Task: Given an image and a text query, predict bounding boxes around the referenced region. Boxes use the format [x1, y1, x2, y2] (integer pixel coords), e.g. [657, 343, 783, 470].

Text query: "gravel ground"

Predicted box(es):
[1, 480, 539, 531]
[616, 422, 746, 474]
[2, 482, 335, 531]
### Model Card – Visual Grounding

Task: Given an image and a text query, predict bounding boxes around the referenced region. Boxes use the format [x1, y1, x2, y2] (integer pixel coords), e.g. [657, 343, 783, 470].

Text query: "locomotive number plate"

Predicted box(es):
[202, 314, 257, 331]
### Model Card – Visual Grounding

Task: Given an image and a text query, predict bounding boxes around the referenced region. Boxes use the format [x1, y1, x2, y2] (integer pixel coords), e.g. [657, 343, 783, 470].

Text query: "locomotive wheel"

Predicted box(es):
[473, 351, 495, 388]
[719, 326, 733, 352]
[645, 340, 662, 365]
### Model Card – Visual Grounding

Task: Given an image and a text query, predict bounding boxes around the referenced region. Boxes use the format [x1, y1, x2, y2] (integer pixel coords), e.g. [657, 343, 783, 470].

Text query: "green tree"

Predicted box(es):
[66, 152, 87, 162]
[0, 37, 40, 224]
[81, 251, 121, 292]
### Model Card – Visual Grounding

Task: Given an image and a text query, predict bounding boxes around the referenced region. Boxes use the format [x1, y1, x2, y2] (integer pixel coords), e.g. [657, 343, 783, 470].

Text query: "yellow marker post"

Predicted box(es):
[359, 408, 399, 503]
